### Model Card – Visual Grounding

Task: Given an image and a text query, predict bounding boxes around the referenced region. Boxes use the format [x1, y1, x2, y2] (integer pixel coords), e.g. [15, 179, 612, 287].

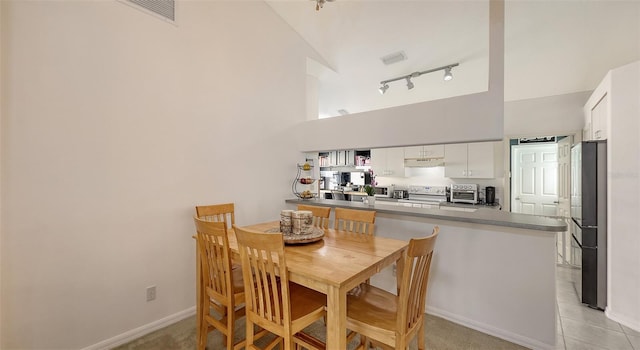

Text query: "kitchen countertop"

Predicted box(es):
[285, 198, 567, 232]
[375, 197, 502, 210]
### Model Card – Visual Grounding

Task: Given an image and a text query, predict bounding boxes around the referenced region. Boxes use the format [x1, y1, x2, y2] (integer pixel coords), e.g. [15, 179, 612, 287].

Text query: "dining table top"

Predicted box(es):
[227, 221, 408, 293]
[196, 219, 409, 349]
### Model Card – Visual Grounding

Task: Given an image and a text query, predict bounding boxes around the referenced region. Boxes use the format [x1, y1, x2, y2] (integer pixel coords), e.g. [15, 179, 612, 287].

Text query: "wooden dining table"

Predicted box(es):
[195, 220, 408, 349]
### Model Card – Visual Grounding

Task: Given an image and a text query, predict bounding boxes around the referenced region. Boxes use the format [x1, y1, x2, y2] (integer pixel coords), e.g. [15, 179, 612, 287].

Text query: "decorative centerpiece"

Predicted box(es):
[274, 209, 324, 244]
[364, 169, 377, 206]
[364, 184, 376, 206]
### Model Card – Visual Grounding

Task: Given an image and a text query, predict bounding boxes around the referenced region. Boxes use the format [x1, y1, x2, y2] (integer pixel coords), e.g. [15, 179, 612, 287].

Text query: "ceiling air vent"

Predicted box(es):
[381, 51, 407, 66]
[127, 0, 175, 22]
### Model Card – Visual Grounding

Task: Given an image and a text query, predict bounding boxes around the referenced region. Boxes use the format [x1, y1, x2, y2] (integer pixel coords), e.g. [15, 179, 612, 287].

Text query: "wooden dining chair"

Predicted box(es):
[194, 217, 247, 350]
[346, 226, 440, 350]
[234, 225, 327, 350]
[195, 203, 235, 230]
[297, 204, 331, 229]
[334, 207, 376, 235]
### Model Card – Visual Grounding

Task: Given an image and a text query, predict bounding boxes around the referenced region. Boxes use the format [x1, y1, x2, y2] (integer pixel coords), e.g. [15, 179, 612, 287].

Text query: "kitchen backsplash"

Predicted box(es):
[374, 167, 504, 204]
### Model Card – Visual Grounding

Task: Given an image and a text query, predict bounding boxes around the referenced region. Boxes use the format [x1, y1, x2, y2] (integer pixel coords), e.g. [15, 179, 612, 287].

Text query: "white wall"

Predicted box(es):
[0, 1, 4, 346]
[0, 1, 321, 348]
[294, 0, 505, 152]
[372, 92, 588, 206]
[504, 91, 590, 137]
[606, 61, 640, 331]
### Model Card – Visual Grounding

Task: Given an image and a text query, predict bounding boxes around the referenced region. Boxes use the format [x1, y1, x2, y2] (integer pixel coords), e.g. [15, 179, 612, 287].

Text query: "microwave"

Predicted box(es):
[450, 184, 479, 204]
[373, 185, 394, 198]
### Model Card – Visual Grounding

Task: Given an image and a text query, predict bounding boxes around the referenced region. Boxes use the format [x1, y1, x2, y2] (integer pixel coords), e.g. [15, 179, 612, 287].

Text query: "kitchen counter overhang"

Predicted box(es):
[285, 198, 567, 232]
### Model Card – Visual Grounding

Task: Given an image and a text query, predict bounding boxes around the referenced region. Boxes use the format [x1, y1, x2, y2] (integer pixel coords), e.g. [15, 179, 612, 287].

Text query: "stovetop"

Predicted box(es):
[406, 185, 448, 203]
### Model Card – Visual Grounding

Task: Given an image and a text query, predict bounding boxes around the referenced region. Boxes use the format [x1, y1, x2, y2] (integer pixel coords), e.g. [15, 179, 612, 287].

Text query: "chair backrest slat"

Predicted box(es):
[195, 203, 235, 230]
[297, 204, 331, 229]
[334, 207, 376, 235]
[398, 226, 439, 333]
[235, 226, 291, 328]
[194, 218, 234, 302]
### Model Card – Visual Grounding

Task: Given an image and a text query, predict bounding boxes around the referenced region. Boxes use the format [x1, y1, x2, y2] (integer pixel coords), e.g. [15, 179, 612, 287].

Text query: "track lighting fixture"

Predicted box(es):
[378, 63, 459, 94]
[444, 67, 453, 81]
[406, 77, 414, 90]
[314, 0, 335, 11]
[379, 83, 389, 94]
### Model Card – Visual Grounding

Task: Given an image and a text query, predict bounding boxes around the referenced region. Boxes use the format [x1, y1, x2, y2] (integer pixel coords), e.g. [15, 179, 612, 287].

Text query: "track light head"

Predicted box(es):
[379, 83, 389, 95]
[406, 77, 414, 90]
[443, 67, 453, 81]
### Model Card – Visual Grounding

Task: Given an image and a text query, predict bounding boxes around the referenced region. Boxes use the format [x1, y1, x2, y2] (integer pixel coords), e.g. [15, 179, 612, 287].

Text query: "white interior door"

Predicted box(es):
[556, 136, 573, 265]
[511, 143, 559, 216]
[557, 136, 573, 218]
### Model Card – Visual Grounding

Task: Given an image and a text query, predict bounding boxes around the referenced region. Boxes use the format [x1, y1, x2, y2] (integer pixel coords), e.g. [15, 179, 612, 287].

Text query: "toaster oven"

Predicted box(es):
[373, 185, 394, 198]
[450, 184, 479, 204]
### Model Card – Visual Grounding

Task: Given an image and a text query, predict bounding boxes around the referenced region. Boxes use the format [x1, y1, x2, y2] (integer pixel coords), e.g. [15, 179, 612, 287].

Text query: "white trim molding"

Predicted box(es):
[426, 305, 555, 350]
[81, 307, 195, 350]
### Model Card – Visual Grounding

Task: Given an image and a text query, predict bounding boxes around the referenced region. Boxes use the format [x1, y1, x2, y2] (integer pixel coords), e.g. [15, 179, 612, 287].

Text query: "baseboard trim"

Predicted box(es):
[81, 306, 196, 350]
[426, 305, 555, 350]
[605, 308, 640, 333]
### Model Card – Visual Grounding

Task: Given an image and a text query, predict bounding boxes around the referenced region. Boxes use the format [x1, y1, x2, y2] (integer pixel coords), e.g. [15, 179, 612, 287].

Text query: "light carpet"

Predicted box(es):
[112, 313, 528, 350]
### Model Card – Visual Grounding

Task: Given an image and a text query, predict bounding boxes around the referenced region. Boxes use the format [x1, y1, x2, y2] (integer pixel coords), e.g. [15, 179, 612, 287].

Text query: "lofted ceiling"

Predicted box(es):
[265, 0, 640, 118]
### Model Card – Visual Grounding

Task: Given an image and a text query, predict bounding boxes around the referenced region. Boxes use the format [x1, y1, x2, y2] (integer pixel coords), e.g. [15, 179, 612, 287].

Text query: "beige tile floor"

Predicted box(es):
[555, 265, 640, 350]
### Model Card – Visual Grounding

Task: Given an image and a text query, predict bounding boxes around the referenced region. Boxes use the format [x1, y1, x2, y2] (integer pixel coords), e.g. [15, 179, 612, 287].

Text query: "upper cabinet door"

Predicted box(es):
[591, 94, 608, 140]
[444, 143, 468, 178]
[404, 146, 423, 159]
[371, 147, 405, 177]
[404, 145, 445, 159]
[386, 147, 406, 177]
[444, 142, 496, 179]
[467, 142, 495, 178]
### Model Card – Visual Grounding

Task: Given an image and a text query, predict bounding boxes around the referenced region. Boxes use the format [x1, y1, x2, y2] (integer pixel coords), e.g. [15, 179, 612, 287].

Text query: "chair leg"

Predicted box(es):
[198, 300, 208, 350]
[245, 318, 254, 349]
[221, 308, 229, 348]
[226, 307, 234, 350]
[417, 321, 426, 350]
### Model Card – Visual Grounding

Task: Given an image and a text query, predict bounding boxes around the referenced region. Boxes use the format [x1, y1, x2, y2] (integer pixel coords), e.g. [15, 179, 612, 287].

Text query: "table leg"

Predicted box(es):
[396, 255, 405, 295]
[326, 285, 347, 349]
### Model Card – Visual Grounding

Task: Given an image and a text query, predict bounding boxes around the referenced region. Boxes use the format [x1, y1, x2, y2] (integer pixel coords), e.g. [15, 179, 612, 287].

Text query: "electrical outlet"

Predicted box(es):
[146, 285, 156, 302]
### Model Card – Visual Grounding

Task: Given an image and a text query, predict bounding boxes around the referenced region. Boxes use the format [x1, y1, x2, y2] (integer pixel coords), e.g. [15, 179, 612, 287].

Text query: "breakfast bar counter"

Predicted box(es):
[285, 198, 567, 232]
[285, 198, 565, 350]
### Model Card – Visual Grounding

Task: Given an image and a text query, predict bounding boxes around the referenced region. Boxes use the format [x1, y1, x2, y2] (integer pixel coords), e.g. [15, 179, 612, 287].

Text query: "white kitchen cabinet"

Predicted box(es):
[584, 72, 611, 141]
[371, 147, 405, 177]
[444, 142, 496, 179]
[583, 123, 592, 141]
[590, 94, 608, 140]
[324, 150, 355, 166]
[404, 145, 445, 159]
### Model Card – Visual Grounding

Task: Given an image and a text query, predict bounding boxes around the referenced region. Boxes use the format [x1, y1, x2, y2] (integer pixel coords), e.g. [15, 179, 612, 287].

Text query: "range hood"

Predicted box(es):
[404, 158, 445, 168]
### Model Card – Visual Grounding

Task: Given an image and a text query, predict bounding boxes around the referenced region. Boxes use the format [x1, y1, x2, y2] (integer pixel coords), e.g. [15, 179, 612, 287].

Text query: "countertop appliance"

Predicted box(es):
[450, 184, 479, 204]
[570, 140, 607, 310]
[373, 185, 394, 198]
[393, 189, 409, 199]
[485, 186, 496, 204]
[398, 185, 447, 208]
